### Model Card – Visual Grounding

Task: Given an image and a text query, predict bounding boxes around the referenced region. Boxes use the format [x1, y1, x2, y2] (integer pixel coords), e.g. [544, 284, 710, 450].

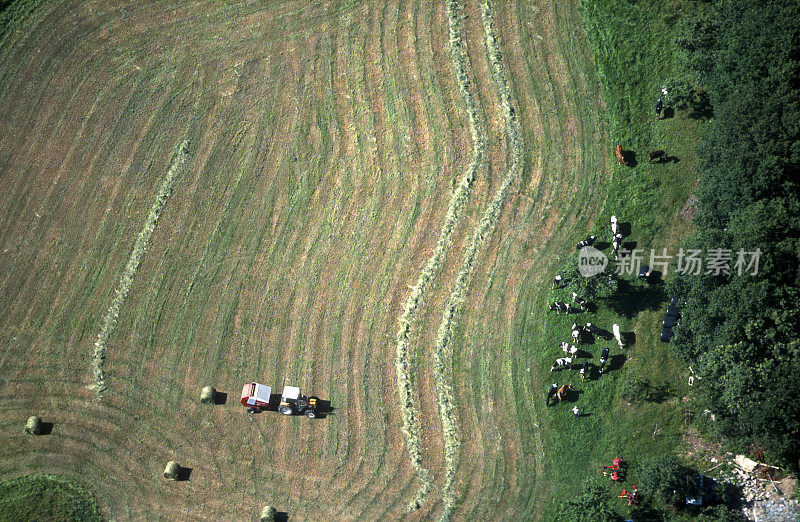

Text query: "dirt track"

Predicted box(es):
[0, 1, 607, 519]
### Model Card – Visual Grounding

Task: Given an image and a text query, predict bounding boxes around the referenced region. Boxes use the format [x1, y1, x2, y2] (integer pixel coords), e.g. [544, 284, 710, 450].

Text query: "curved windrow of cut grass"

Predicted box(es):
[89, 140, 189, 398]
[432, 1, 524, 519]
[394, 0, 488, 512]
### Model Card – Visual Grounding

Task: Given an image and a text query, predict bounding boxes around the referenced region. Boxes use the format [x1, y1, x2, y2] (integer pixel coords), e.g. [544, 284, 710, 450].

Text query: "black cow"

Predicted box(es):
[648, 150, 667, 163]
[585, 323, 601, 334]
[546, 383, 558, 406]
[576, 235, 597, 250]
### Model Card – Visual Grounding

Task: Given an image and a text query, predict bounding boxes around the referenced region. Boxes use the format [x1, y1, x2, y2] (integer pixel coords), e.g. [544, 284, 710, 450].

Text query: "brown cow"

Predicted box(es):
[616, 145, 628, 165]
[556, 384, 574, 403]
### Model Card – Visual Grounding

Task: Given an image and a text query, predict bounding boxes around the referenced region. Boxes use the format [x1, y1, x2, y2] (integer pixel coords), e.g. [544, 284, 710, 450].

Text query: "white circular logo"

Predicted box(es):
[578, 246, 608, 277]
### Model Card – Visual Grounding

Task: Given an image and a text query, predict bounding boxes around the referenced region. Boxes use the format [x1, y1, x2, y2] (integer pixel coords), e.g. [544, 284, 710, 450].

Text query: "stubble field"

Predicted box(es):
[0, 0, 607, 519]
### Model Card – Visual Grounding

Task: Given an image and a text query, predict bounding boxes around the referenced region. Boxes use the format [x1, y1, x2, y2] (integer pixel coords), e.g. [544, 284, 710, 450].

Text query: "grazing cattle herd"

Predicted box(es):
[545, 214, 646, 412]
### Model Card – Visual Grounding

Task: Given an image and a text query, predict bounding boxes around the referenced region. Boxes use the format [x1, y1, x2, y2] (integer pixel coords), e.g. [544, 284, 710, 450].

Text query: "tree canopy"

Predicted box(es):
[668, 0, 800, 469]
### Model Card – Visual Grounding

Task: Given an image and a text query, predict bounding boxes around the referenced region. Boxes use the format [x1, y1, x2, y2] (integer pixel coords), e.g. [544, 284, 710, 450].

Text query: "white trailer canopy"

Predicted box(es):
[255, 383, 272, 403]
[281, 385, 301, 400]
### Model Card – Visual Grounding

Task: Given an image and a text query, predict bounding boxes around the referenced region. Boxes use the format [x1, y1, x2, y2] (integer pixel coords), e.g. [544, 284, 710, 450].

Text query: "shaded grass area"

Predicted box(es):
[0, 473, 103, 521]
[511, 0, 707, 519]
[0, 0, 43, 48]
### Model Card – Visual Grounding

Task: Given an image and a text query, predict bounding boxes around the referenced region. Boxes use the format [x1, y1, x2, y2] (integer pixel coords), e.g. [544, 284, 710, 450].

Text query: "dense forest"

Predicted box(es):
[669, 0, 800, 470]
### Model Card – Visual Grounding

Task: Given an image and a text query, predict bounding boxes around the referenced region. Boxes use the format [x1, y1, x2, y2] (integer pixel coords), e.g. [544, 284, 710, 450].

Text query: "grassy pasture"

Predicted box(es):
[0, 0, 687, 519]
[0, 473, 102, 521]
[518, 1, 708, 519]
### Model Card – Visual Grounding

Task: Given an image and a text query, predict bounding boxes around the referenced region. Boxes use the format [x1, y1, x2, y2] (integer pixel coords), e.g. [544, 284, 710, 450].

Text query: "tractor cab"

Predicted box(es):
[241, 382, 272, 413]
[279, 385, 318, 418]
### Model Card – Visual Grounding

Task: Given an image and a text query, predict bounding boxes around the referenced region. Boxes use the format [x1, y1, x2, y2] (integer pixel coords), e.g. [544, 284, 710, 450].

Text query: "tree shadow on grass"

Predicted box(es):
[689, 92, 713, 120]
[646, 383, 676, 404]
[605, 278, 666, 318]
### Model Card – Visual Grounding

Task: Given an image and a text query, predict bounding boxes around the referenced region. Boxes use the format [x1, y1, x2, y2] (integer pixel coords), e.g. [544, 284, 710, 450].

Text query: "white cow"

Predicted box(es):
[613, 323, 624, 348]
[611, 215, 618, 235]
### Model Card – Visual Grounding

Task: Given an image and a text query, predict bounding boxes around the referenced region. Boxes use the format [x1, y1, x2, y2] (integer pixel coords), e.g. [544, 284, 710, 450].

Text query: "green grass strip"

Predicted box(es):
[89, 139, 190, 399]
[395, 0, 488, 512]
[432, 1, 524, 519]
[0, 473, 102, 521]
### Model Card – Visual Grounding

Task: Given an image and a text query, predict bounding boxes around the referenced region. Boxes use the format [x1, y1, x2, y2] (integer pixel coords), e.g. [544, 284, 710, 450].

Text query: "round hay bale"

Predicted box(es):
[163, 461, 181, 480]
[200, 386, 216, 404]
[260, 505, 277, 521]
[25, 416, 42, 435]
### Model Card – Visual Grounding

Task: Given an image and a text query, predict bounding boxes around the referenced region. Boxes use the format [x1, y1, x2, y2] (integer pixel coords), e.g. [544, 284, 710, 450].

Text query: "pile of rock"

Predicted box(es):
[751, 499, 800, 521]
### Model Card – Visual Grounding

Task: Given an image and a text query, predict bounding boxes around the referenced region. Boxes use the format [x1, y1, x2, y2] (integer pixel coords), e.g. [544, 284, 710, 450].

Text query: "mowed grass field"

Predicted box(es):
[0, 0, 607, 519]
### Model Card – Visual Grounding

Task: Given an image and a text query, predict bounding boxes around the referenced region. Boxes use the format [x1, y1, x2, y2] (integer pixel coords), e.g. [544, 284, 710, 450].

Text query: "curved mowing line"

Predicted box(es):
[88, 139, 190, 399]
[395, 0, 487, 513]
[433, 1, 524, 519]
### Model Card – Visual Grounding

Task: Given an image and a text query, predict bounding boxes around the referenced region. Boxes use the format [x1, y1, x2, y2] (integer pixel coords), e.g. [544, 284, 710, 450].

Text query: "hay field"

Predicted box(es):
[0, 0, 606, 519]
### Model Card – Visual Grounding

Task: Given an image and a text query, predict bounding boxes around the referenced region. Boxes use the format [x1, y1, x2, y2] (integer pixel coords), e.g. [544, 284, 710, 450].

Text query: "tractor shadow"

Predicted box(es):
[311, 398, 336, 419]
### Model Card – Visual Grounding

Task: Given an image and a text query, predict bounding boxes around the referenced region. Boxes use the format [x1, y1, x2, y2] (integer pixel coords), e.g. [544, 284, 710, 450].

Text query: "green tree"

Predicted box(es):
[665, 0, 800, 470]
[555, 481, 622, 522]
[557, 255, 617, 303]
[639, 456, 700, 507]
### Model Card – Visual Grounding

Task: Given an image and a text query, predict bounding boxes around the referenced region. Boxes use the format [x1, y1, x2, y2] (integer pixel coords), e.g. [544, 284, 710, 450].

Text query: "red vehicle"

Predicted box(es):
[241, 382, 318, 418]
[241, 382, 273, 413]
